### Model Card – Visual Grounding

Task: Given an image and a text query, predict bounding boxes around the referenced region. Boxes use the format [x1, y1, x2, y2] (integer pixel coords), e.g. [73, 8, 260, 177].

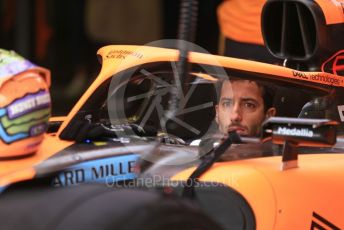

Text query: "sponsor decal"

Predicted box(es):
[311, 212, 340, 230]
[322, 50, 344, 76]
[309, 73, 341, 85]
[292, 70, 308, 79]
[337, 105, 344, 122]
[0, 91, 51, 144]
[275, 127, 314, 137]
[291, 70, 342, 86]
[52, 154, 139, 187]
[7, 91, 50, 119]
[106, 49, 143, 60]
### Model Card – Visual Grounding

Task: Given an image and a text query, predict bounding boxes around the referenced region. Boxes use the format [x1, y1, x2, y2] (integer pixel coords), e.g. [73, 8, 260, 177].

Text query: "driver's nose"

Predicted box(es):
[230, 103, 242, 122]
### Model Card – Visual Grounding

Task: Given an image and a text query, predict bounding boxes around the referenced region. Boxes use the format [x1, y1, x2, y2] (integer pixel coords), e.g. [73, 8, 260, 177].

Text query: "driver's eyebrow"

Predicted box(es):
[220, 97, 232, 101]
[241, 98, 259, 104]
[220, 97, 259, 103]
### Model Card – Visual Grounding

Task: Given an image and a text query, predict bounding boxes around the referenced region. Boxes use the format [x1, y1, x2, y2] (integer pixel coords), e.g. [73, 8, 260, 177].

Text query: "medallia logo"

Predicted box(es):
[275, 127, 314, 138]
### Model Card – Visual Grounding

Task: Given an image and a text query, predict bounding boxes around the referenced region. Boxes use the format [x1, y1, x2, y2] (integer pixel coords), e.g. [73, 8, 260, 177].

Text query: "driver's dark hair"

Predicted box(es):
[216, 79, 275, 112]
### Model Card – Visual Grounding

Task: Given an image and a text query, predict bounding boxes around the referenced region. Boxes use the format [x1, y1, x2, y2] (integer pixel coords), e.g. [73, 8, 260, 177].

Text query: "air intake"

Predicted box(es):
[262, 0, 333, 71]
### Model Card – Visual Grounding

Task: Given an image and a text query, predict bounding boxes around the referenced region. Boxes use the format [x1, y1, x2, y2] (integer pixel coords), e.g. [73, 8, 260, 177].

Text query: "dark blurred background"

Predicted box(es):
[0, 0, 221, 115]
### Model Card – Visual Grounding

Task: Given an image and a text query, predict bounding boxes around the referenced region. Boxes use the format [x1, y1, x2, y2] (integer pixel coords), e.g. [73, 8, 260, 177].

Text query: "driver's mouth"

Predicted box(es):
[227, 125, 247, 135]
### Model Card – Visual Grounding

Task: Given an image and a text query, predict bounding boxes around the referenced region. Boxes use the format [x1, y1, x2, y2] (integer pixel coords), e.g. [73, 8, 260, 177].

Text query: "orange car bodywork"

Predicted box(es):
[173, 154, 344, 229]
[316, 0, 344, 24]
[0, 45, 343, 229]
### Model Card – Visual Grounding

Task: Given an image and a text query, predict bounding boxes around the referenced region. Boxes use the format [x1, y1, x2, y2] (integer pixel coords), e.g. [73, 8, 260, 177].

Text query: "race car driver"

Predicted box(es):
[215, 79, 276, 137]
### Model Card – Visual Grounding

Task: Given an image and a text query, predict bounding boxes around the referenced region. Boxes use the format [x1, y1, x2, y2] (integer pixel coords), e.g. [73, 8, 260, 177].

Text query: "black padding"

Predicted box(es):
[194, 183, 256, 230]
[0, 183, 222, 230]
[153, 182, 256, 230]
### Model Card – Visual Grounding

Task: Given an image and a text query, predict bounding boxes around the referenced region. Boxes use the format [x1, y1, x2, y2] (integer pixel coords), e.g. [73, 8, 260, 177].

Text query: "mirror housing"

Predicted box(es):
[262, 117, 338, 170]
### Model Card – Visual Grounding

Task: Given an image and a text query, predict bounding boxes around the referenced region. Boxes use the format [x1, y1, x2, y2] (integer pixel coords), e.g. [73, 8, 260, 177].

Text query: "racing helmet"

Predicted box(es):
[0, 49, 51, 158]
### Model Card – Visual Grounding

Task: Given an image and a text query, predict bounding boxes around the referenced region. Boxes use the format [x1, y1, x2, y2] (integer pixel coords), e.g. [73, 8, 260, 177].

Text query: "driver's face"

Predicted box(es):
[216, 80, 270, 136]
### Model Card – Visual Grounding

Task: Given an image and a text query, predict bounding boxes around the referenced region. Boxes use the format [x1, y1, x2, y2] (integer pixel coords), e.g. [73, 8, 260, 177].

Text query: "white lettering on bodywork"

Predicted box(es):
[337, 105, 344, 122]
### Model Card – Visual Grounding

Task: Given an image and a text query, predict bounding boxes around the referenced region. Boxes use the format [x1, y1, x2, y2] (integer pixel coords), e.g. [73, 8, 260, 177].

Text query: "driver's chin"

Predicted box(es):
[236, 129, 249, 136]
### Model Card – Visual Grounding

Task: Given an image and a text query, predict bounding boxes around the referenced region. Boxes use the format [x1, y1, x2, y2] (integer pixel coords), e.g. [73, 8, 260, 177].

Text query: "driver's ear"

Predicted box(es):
[215, 104, 219, 124]
[266, 107, 276, 118]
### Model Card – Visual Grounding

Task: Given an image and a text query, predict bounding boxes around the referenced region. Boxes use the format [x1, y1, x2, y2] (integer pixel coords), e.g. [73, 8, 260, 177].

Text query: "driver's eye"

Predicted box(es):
[222, 100, 232, 108]
[242, 102, 257, 111]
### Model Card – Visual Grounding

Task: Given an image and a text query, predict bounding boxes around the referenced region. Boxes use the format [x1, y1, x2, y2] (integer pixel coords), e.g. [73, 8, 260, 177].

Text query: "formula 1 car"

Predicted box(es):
[0, 0, 344, 229]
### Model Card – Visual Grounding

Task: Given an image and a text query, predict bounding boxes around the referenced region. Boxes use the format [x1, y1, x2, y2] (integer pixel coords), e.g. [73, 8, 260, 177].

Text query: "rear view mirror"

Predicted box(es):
[262, 117, 338, 170]
[262, 117, 338, 146]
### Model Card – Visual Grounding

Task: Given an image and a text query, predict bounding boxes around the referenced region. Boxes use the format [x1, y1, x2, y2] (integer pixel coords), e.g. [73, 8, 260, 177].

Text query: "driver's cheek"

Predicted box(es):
[246, 111, 265, 135]
[218, 107, 231, 133]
